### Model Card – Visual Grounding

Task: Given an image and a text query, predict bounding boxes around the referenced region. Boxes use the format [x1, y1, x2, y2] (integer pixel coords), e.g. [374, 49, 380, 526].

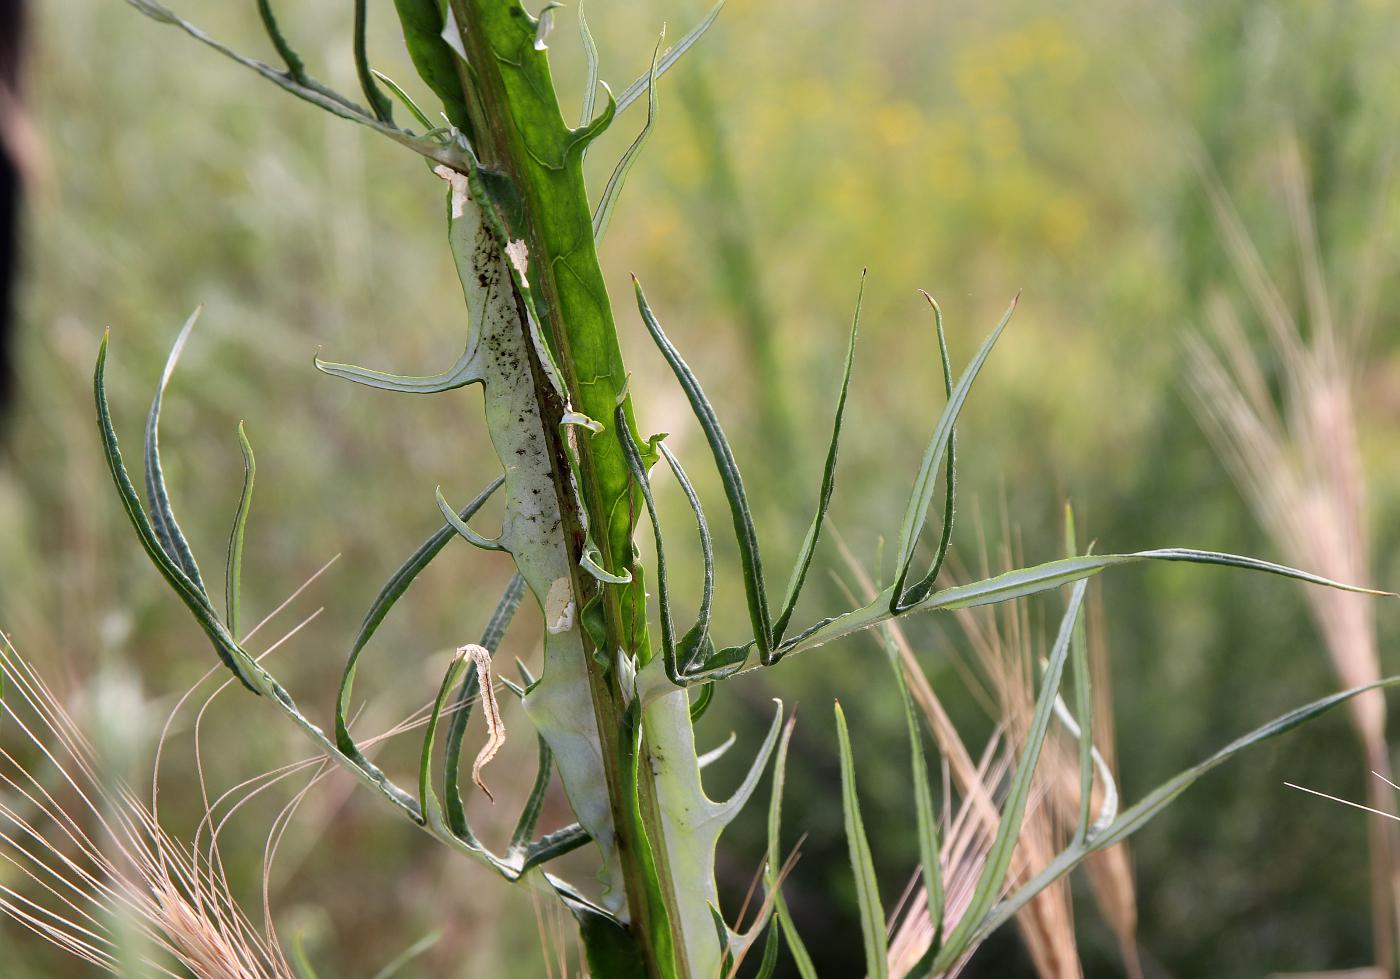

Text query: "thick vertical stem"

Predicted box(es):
[443, 3, 693, 974]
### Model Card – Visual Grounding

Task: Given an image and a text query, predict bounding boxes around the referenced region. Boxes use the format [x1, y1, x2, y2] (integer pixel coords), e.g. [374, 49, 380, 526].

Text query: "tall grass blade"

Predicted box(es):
[767, 715, 816, 978]
[975, 672, 1400, 948]
[893, 645, 943, 957]
[835, 701, 888, 978]
[934, 578, 1088, 968]
[1065, 507, 1094, 841]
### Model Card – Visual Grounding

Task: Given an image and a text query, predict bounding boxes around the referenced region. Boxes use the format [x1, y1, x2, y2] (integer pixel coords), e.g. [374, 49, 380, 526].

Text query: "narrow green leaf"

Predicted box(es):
[772, 273, 862, 648]
[898, 291, 957, 607]
[892, 644, 943, 956]
[144, 306, 207, 594]
[893, 295, 1017, 611]
[368, 932, 441, 979]
[658, 442, 716, 674]
[934, 579, 1088, 968]
[578, 0, 600, 128]
[520, 823, 592, 872]
[224, 422, 255, 639]
[1064, 506, 1094, 841]
[371, 69, 435, 132]
[255, 0, 306, 82]
[445, 574, 525, 840]
[420, 650, 472, 830]
[688, 682, 715, 722]
[973, 672, 1400, 948]
[635, 277, 774, 662]
[508, 733, 554, 852]
[123, 0, 467, 172]
[614, 0, 725, 114]
[835, 701, 887, 979]
[353, 0, 394, 123]
[97, 333, 259, 692]
[334, 477, 504, 792]
[593, 33, 661, 242]
[753, 921, 782, 979]
[767, 715, 817, 979]
[390, 0, 474, 135]
[920, 548, 1392, 615]
[616, 405, 685, 682]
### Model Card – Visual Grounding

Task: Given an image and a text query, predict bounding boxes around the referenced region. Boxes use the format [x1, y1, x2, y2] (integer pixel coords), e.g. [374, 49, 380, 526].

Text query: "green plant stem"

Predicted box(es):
[443, 4, 699, 974]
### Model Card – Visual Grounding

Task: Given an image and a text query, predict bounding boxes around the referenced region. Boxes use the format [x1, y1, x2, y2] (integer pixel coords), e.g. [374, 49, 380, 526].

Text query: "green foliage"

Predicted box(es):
[55, 1, 1398, 977]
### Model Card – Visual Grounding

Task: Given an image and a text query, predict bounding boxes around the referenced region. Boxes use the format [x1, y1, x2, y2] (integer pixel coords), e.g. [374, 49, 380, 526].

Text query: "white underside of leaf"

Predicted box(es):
[647, 692, 784, 974]
[438, 169, 621, 907]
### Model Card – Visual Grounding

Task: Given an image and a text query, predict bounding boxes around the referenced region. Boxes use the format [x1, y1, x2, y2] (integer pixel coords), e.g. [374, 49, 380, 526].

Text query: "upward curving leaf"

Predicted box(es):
[593, 32, 662, 242]
[968, 672, 1400, 952]
[635, 277, 775, 663]
[144, 306, 206, 593]
[614, 0, 726, 114]
[897, 291, 957, 607]
[96, 333, 259, 693]
[892, 295, 1017, 611]
[335, 477, 505, 767]
[772, 273, 863, 649]
[224, 422, 256, 639]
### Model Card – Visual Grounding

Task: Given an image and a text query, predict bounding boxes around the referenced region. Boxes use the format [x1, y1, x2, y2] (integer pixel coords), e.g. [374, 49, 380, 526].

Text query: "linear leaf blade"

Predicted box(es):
[224, 422, 256, 639]
[772, 274, 862, 647]
[835, 701, 887, 979]
[892, 295, 1017, 609]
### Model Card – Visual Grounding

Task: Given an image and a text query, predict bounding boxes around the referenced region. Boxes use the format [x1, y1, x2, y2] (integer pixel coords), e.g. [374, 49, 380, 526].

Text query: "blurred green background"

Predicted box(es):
[3, 0, 1400, 975]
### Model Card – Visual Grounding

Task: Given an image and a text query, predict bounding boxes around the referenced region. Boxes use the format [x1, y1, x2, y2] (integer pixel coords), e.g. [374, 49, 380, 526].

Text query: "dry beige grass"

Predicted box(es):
[1185, 136, 1399, 970]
